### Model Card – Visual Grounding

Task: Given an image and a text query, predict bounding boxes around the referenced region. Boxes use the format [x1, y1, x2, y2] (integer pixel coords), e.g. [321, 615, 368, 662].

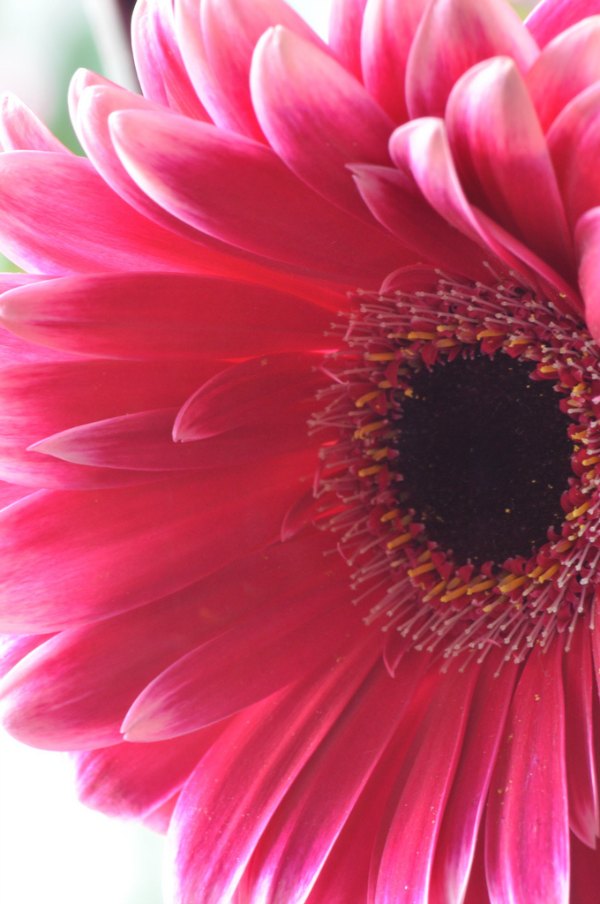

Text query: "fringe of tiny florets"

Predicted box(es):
[313, 274, 600, 668]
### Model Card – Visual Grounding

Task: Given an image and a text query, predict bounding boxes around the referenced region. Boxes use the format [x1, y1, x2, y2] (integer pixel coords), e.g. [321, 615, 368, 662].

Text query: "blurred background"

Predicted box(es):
[0, 0, 538, 901]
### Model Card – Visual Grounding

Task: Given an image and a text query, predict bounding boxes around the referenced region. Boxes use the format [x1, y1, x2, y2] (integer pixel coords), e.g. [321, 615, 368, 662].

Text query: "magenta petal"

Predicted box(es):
[406, 0, 539, 118]
[575, 207, 600, 341]
[173, 354, 323, 441]
[168, 635, 378, 904]
[245, 654, 430, 903]
[373, 664, 478, 903]
[0, 454, 311, 633]
[562, 622, 599, 847]
[548, 83, 600, 227]
[74, 725, 224, 820]
[122, 582, 359, 741]
[0, 151, 217, 276]
[526, 0, 600, 47]
[446, 57, 574, 279]
[195, 0, 324, 142]
[0, 93, 69, 152]
[485, 644, 569, 904]
[526, 17, 600, 132]
[0, 273, 332, 361]
[429, 653, 518, 904]
[360, 0, 428, 123]
[132, 0, 208, 119]
[328, 0, 367, 79]
[110, 108, 412, 282]
[251, 26, 393, 219]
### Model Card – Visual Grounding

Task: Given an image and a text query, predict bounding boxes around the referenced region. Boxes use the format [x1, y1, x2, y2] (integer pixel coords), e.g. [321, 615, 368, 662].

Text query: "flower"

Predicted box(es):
[1, 0, 600, 900]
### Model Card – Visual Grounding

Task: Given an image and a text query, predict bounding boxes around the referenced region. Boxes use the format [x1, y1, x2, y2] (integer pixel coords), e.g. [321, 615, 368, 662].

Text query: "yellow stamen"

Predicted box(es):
[497, 575, 528, 595]
[423, 580, 447, 602]
[467, 579, 497, 595]
[407, 331, 436, 340]
[365, 352, 395, 362]
[355, 390, 380, 408]
[538, 563, 560, 582]
[566, 500, 591, 521]
[358, 464, 382, 478]
[353, 420, 386, 440]
[435, 339, 459, 348]
[441, 584, 469, 602]
[477, 329, 505, 339]
[539, 364, 558, 374]
[386, 532, 412, 550]
[408, 561, 436, 578]
[380, 509, 399, 523]
[583, 455, 600, 466]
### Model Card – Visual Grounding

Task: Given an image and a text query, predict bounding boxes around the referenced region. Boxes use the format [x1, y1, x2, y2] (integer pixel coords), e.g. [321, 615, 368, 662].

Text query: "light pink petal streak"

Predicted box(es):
[525, 0, 600, 47]
[328, 0, 368, 79]
[251, 25, 393, 219]
[0, 273, 333, 361]
[406, 0, 539, 118]
[360, 0, 428, 123]
[575, 207, 600, 341]
[525, 17, 600, 132]
[446, 57, 574, 279]
[110, 108, 414, 282]
[548, 83, 600, 226]
[485, 644, 569, 904]
[0, 452, 311, 633]
[132, 0, 208, 119]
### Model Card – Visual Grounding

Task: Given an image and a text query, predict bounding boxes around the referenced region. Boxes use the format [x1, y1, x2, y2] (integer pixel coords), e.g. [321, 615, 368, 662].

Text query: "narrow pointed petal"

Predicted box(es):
[406, 0, 539, 118]
[429, 653, 518, 904]
[0, 93, 69, 152]
[173, 354, 323, 441]
[575, 207, 600, 340]
[168, 636, 379, 904]
[373, 664, 478, 903]
[122, 584, 359, 741]
[245, 655, 431, 903]
[0, 453, 311, 633]
[525, 0, 600, 47]
[110, 109, 413, 282]
[360, 0, 428, 123]
[446, 57, 574, 279]
[563, 622, 599, 847]
[75, 725, 225, 819]
[328, 0, 367, 79]
[526, 17, 600, 132]
[196, 0, 323, 141]
[251, 26, 393, 219]
[485, 644, 569, 904]
[0, 152, 216, 276]
[0, 273, 332, 361]
[132, 0, 208, 118]
[548, 83, 600, 226]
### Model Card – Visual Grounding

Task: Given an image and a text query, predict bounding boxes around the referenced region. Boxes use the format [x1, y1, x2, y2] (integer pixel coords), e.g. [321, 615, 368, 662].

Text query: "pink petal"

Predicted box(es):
[485, 644, 569, 904]
[122, 581, 359, 742]
[429, 652, 518, 904]
[406, 0, 539, 118]
[110, 108, 413, 283]
[570, 835, 600, 904]
[328, 0, 367, 79]
[352, 163, 491, 280]
[0, 532, 337, 748]
[0, 356, 216, 488]
[575, 207, 600, 341]
[33, 410, 314, 472]
[446, 57, 574, 280]
[251, 26, 393, 219]
[132, 0, 208, 119]
[0, 93, 69, 152]
[360, 0, 429, 123]
[0, 453, 312, 633]
[173, 354, 323, 441]
[193, 0, 324, 141]
[372, 664, 478, 903]
[168, 634, 379, 904]
[525, 0, 600, 47]
[0, 633, 50, 680]
[548, 82, 600, 226]
[525, 17, 600, 132]
[562, 622, 599, 847]
[74, 725, 225, 819]
[0, 151, 219, 276]
[0, 272, 332, 361]
[247, 653, 431, 903]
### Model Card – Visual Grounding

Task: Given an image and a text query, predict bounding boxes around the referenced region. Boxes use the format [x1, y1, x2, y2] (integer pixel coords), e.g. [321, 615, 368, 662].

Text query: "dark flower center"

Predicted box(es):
[394, 354, 572, 566]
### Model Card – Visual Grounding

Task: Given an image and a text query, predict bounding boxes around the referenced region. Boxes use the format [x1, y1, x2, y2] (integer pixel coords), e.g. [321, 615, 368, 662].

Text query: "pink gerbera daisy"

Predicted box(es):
[2, 0, 600, 900]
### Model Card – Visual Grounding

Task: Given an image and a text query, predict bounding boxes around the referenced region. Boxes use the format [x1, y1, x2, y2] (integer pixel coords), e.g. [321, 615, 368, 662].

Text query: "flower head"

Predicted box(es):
[1, 0, 600, 901]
